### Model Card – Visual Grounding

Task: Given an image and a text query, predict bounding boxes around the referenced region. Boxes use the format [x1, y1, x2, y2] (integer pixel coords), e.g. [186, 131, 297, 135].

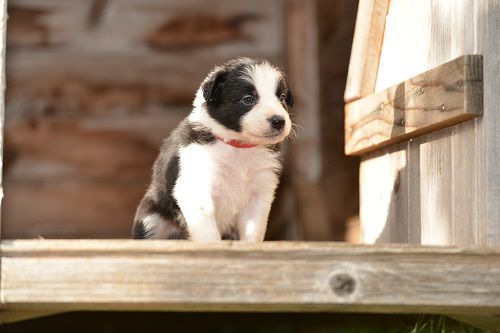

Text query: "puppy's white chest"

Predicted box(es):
[175, 142, 280, 234]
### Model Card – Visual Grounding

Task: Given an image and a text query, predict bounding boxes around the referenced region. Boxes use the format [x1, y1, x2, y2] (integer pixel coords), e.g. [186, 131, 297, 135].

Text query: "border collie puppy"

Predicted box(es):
[133, 57, 293, 241]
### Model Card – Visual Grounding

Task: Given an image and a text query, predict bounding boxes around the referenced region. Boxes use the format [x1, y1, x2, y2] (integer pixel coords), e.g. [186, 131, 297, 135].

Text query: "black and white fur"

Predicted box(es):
[133, 58, 293, 241]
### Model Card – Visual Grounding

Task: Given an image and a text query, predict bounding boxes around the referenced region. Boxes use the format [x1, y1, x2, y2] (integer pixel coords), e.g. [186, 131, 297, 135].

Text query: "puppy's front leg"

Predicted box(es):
[175, 146, 221, 242]
[179, 198, 221, 241]
[238, 192, 274, 242]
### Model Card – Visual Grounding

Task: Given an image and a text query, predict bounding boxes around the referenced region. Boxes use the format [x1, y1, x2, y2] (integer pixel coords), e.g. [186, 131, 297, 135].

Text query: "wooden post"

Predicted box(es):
[0, 0, 5, 235]
[285, 0, 331, 240]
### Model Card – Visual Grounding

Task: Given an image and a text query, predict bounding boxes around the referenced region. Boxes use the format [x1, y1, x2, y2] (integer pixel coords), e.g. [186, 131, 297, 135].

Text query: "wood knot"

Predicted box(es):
[330, 273, 356, 296]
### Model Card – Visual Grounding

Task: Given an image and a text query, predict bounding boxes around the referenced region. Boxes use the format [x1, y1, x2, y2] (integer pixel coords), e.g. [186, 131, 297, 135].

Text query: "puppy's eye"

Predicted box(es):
[241, 96, 255, 105]
[279, 93, 286, 103]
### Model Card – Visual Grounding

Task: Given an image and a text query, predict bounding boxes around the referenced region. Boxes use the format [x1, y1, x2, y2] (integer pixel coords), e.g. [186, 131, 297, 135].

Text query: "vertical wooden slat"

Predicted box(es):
[344, 0, 389, 102]
[481, 0, 500, 245]
[450, 122, 478, 246]
[0, 0, 7, 308]
[0, 0, 6, 235]
[419, 129, 453, 245]
[388, 146, 409, 243]
[406, 140, 421, 244]
[360, 142, 407, 244]
[375, 1, 432, 92]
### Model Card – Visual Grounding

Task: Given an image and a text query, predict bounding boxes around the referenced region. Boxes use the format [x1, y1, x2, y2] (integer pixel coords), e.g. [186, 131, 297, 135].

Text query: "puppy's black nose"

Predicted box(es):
[268, 115, 285, 130]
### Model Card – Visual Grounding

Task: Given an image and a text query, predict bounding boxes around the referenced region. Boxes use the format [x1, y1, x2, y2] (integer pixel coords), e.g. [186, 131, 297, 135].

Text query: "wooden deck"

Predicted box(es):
[1, 240, 499, 325]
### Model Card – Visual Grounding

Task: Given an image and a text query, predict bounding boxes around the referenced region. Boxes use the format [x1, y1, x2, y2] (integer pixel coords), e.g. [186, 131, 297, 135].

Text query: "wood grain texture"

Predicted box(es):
[358, 0, 499, 246]
[1, 240, 500, 314]
[345, 55, 483, 156]
[359, 142, 407, 244]
[419, 128, 453, 245]
[0, 0, 6, 233]
[344, 0, 388, 102]
[481, 0, 500, 245]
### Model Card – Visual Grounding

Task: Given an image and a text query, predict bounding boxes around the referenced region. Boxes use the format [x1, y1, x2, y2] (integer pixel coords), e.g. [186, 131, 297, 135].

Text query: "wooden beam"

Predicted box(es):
[345, 55, 483, 156]
[1, 240, 500, 315]
[344, 0, 389, 102]
[0, 0, 6, 234]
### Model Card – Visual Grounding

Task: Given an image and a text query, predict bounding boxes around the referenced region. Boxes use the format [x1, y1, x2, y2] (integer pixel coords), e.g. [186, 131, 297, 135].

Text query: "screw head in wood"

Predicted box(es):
[329, 273, 356, 296]
[395, 118, 405, 126]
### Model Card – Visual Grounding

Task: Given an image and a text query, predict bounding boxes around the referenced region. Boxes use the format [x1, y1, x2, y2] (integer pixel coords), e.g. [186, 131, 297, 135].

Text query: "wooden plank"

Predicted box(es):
[344, 0, 389, 102]
[375, 1, 432, 92]
[480, 0, 500, 245]
[419, 128, 453, 245]
[450, 122, 481, 246]
[0, 0, 6, 234]
[359, 142, 407, 244]
[406, 139, 421, 244]
[1, 240, 500, 314]
[345, 55, 483, 156]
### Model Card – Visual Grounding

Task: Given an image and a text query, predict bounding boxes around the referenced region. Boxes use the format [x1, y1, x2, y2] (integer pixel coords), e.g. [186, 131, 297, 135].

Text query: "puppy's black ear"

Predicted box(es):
[202, 69, 227, 105]
[285, 88, 294, 108]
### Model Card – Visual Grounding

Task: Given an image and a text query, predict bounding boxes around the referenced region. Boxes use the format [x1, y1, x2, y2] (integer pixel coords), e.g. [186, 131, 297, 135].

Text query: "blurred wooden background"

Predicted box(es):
[2, 0, 358, 240]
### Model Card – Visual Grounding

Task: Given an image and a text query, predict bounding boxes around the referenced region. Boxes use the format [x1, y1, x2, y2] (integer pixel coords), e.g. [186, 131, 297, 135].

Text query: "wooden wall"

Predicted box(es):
[2, 0, 285, 238]
[2, 0, 359, 241]
[359, 0, 500, 246]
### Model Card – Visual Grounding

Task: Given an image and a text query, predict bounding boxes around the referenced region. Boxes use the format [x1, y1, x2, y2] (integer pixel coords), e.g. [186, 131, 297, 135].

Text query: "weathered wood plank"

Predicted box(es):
[345, 55, 483, 156]
[480, 0, 500, 245]
[359, 142, 407, 244]
[1, 240, 500, 314]
[420, 128, 453, 245]
[344, 0, 388, 102]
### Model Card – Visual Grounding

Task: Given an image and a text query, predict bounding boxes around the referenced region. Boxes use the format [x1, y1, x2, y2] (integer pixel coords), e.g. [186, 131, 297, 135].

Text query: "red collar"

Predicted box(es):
[215, 136, 256, 149]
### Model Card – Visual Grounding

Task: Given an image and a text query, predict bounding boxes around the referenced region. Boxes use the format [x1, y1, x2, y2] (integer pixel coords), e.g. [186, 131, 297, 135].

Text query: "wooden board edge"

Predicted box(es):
[344, 0, 389, 102]
[1, 239, 500, 316]
[3, 239, 500, 255]
[344, 55, 484, 156]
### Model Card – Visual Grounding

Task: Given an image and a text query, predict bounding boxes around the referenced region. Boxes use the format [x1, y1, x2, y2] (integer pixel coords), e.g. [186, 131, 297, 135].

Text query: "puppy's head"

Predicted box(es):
[193, 58, 293, 145]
